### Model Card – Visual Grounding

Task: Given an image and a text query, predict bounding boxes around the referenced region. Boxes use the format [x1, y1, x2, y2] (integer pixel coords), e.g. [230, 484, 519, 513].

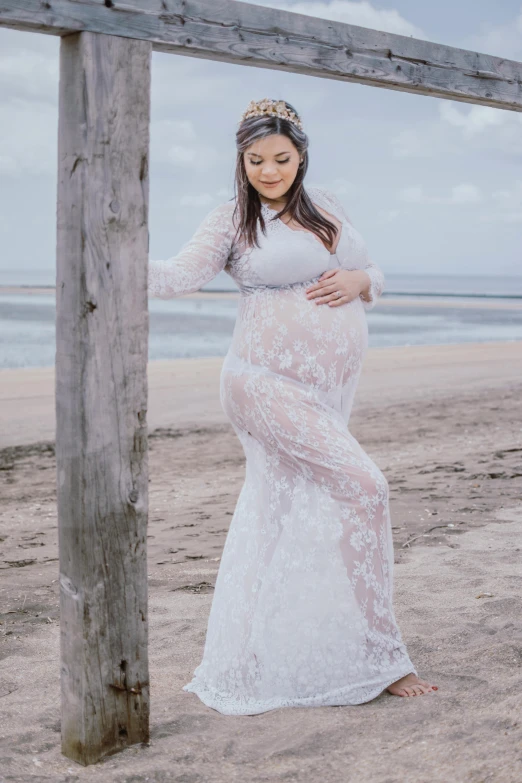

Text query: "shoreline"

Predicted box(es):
[2, 285, 522, 309]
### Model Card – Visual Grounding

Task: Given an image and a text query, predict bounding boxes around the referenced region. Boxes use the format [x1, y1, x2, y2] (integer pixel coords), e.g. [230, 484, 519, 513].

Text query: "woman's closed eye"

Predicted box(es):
[250, 159, 290, 166]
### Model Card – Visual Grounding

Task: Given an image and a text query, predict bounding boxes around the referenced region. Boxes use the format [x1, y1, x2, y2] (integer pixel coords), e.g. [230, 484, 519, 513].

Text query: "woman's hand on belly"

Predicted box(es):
[305, 268, 371, 307]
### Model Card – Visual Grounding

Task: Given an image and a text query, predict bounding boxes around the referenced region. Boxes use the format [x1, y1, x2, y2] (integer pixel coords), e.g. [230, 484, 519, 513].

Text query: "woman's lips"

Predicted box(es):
[261, 181, 281, 188]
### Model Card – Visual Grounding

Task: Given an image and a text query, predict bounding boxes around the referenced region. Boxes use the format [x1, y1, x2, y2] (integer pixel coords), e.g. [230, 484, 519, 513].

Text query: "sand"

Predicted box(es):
[1, 340, 521, 782]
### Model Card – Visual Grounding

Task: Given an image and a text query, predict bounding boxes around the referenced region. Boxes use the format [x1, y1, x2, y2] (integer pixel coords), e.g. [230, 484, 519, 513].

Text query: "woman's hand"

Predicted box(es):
[305, 268, 371, 307]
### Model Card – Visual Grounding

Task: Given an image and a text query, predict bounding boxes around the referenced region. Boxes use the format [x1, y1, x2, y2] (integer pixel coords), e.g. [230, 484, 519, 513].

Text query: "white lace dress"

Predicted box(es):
[148, 185, 417, 715]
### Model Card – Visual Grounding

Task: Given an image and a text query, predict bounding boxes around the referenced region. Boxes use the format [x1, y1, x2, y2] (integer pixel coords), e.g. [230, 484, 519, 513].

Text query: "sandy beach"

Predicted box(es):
[1, 340, 521, 782]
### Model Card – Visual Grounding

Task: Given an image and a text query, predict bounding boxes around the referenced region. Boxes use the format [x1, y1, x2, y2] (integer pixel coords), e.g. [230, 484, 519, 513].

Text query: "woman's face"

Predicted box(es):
[243, 133, 302, 202]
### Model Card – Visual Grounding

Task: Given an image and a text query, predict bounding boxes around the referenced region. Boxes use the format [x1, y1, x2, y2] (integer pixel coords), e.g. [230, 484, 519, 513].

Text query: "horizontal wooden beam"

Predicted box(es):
[1, 0, 521, 111]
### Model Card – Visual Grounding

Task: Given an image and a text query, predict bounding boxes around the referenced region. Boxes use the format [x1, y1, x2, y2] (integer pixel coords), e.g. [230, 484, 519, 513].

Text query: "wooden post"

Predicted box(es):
[55, 30, 151, 765]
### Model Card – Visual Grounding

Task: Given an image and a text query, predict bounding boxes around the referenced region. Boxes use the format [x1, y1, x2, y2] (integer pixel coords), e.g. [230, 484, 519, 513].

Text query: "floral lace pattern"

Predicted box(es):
[148, 186, 416, 715]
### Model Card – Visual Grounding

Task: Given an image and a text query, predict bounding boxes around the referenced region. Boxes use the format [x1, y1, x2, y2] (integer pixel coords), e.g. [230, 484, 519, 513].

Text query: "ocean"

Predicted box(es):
[1, 270, 521, 370]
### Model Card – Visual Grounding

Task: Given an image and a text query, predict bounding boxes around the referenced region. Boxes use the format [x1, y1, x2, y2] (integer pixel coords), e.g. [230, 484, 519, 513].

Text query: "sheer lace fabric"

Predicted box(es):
[148, 186, 416, 715]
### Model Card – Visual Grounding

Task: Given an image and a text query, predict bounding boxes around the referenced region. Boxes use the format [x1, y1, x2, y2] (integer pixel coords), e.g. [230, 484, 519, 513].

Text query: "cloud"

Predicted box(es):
[328, 177, 357, 196]
[389, 4, 522, 163]
[179, 193, 215, 207]
[0, 30, 59, 177]
[450, 184, 482, 204]
[398, 184, 483, 204]
[178, 186, 236, 207]
[391, 128, 435, 158]
[240, 0, 426, 37]
[439, 102, 512, 136]
[486, 210, 522, 224]
[486, 179, 522, 223]
[305, 178, 357, 217]
[0, 8, 519, 276]
[460, 8, 522, 59]
[398, 186, 424, 203]
[152, 51, 240, 109]
[492, 181, 522, 205]
[151, 118, 219, 170]
[216, 187, 234, 200]
[379, 208, 401, 222]
[308, 177, 355, 193]
[0, 29, 58, 106]
[437, 100, 522, 158]
[391, 101, 522, 161]
[0, 99, 57, 177]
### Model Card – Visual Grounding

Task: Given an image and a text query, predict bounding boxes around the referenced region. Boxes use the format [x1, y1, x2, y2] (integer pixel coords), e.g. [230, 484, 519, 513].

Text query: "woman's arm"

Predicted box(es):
[355, 265, 385, 311]
[148, 201, 235, 299]
[351, 269, 373, 305]
[312, 187, 385, 311]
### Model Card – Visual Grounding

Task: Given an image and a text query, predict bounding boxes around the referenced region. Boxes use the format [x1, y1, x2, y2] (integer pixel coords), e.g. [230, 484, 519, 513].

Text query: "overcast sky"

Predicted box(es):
[0, 0, 521, 280]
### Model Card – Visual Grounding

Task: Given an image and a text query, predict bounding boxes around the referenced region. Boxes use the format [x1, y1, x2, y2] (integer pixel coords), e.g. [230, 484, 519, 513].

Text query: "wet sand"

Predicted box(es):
[0, 340, 521, 781]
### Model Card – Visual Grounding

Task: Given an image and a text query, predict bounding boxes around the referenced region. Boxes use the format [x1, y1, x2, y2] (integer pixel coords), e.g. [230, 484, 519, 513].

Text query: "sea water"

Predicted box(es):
[1, 272, 521, 369]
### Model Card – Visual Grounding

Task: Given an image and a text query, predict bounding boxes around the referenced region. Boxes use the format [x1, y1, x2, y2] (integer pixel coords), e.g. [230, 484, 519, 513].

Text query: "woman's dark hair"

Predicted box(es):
[233, 100, 339, 251]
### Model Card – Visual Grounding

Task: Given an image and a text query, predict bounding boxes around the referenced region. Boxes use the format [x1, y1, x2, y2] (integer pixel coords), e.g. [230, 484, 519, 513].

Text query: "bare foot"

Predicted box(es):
[387, 672, 438, 697]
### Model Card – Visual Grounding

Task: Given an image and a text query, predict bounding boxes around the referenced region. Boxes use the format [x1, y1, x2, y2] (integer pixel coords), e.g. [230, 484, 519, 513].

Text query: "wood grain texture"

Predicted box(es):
[1, 0, 521, 110]
[55, 30, 151, 765]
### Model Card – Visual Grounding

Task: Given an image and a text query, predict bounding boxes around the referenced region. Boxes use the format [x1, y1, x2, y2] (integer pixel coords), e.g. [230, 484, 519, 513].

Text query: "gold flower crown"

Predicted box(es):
[239, 98, 304, 131]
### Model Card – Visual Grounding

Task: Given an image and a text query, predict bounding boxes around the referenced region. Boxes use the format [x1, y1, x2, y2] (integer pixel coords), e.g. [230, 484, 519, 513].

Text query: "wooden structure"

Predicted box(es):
[1, 0, 521, 767]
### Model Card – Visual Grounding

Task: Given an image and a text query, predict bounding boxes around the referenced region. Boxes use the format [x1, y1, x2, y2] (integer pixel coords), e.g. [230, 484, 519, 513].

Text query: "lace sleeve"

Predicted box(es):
[311, 186, 385, 311]
[148, 201, 235, 298]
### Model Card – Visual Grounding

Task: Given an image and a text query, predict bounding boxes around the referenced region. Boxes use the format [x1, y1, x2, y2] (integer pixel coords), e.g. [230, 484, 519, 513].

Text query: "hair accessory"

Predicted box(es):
[239, 98, 303, 130]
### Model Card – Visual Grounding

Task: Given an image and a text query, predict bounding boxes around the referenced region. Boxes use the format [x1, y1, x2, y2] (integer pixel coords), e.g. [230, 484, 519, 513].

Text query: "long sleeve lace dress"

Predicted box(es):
[148, 185, 417, 715]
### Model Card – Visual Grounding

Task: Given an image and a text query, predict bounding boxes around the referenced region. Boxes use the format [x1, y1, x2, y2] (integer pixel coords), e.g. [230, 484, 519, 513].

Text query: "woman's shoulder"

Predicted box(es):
[194, 198, 237, 238]
[305, 184, 347, 218]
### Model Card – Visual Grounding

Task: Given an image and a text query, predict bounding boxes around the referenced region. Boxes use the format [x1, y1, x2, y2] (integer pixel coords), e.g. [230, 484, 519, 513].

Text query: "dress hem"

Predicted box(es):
[181, 662, 418, 716]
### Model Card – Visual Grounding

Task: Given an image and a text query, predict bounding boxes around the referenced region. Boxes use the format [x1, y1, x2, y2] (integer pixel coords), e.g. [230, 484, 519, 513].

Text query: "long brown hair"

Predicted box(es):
[233, 100, 339, 251]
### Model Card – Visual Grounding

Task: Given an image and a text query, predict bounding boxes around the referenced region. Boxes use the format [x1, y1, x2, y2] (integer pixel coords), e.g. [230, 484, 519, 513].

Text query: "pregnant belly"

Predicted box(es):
[229, 279, 368, 393]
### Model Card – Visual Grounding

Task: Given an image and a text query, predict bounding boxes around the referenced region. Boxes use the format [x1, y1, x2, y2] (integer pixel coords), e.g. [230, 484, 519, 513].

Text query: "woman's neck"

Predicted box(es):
[259, 195, 287, 210]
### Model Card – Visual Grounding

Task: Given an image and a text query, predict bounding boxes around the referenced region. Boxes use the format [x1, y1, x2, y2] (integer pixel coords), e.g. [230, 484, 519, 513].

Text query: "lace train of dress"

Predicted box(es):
[148, 186, 416, 715]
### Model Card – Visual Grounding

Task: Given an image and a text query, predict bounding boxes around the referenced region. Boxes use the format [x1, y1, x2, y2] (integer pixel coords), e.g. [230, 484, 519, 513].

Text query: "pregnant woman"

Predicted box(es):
[148, 98, 438, 715]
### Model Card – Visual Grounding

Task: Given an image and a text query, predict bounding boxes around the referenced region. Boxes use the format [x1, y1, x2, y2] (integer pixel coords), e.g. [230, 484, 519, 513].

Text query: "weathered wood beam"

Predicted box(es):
[1, 0, 521, 111]
[56, 30, 151, 765]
